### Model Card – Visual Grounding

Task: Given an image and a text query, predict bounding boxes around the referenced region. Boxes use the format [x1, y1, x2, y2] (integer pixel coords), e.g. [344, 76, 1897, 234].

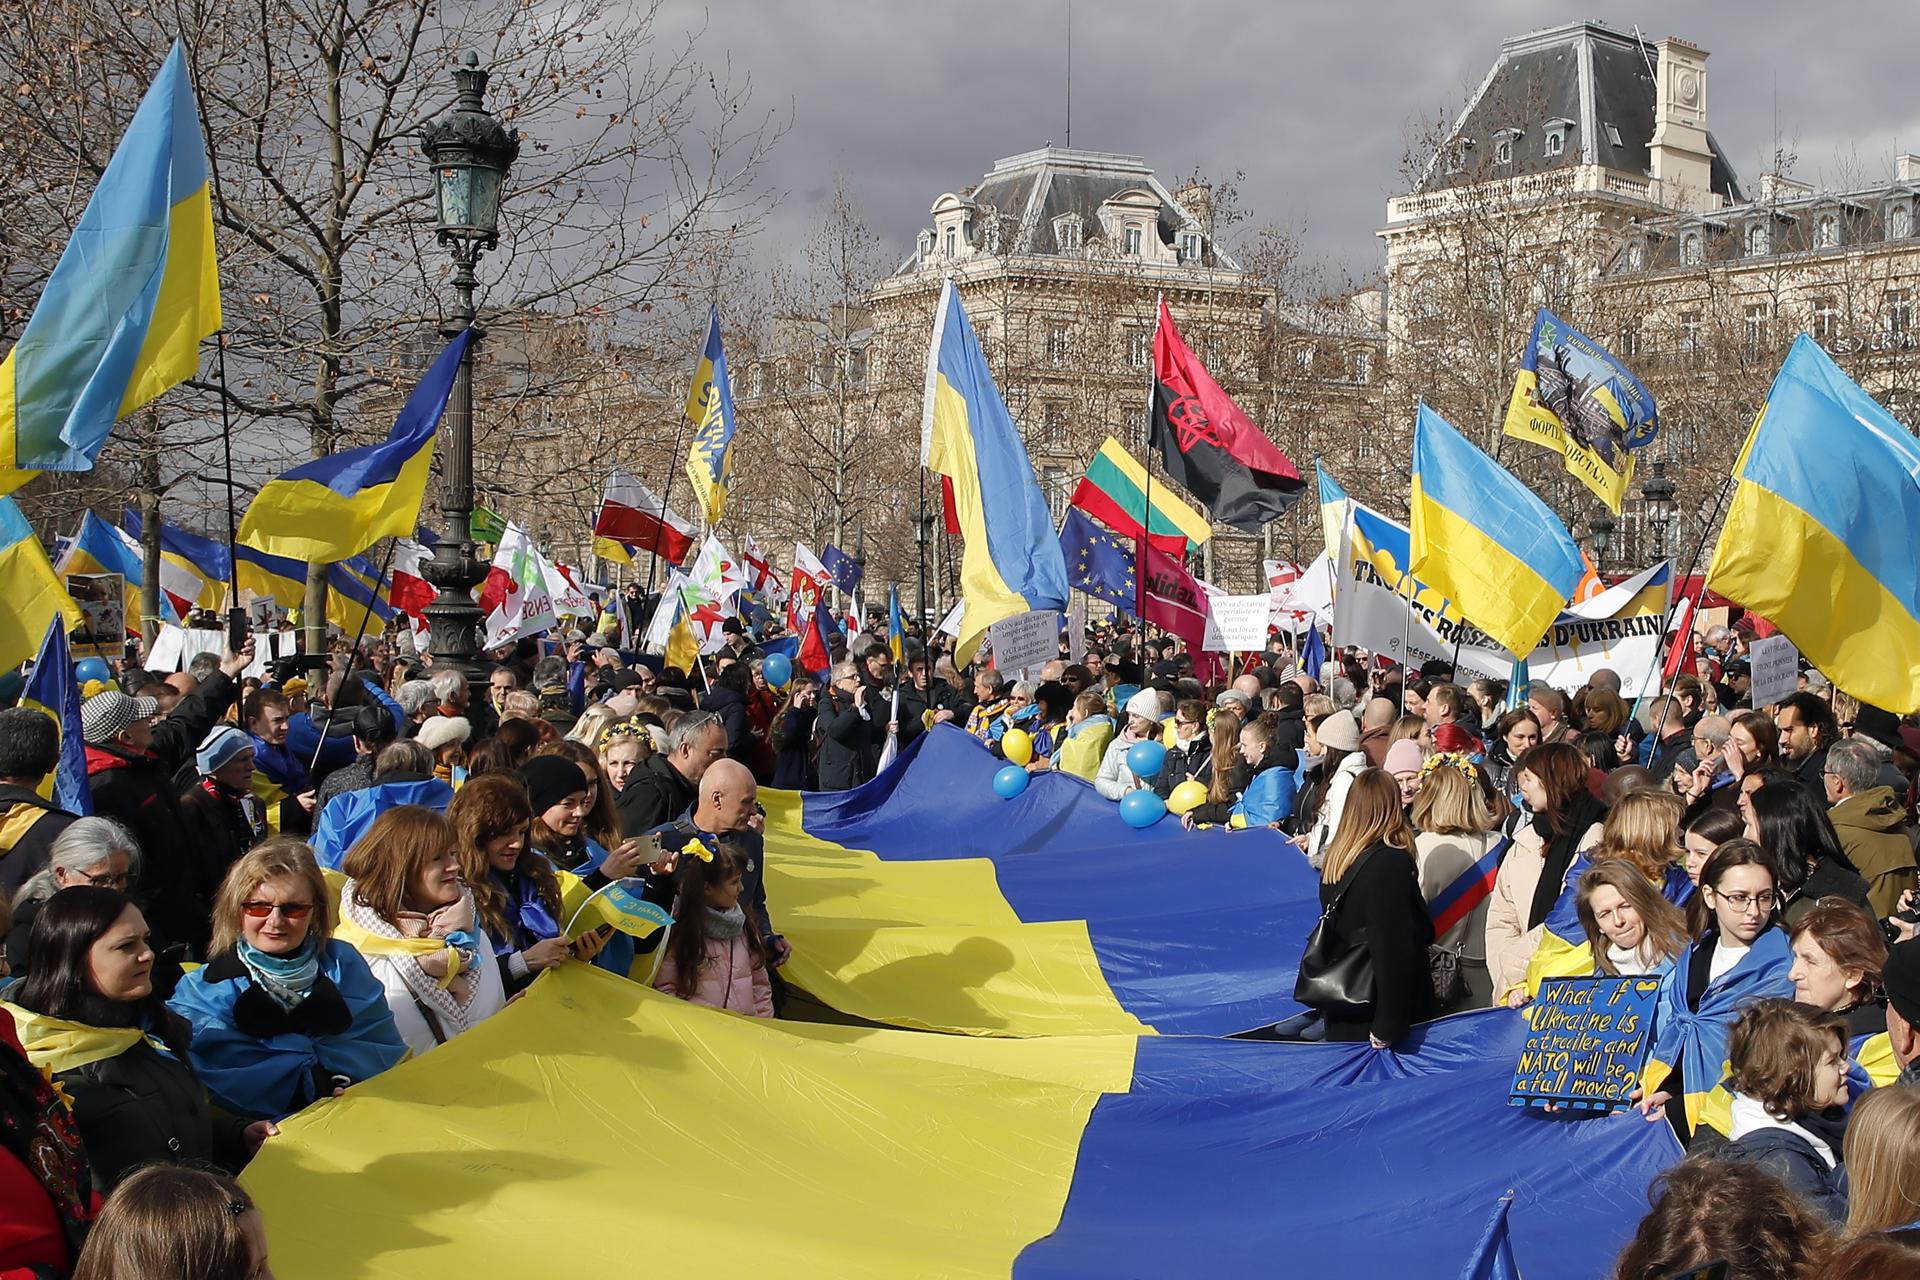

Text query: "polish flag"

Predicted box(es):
[593, 467, 694, 566]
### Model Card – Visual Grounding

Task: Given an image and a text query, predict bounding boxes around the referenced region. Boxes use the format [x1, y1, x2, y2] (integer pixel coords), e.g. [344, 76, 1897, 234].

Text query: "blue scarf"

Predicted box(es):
[490, 869, 563, 954]
[236, 936, 322, 1010]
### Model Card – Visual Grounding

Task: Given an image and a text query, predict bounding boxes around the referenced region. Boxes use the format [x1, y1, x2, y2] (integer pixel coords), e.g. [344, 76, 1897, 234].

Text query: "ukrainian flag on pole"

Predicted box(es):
[238, 330, 471, 562]
[0, 42, 220, 492]
[920, 279, 1068, 660]
[683, 307, 738, 526]
[1409, 402, 1583, 658]
[20, 616, 91, 816]
[887, 584, 905, 662]
[0, 499, 81, 671]
[1708, 335, 1920, 712]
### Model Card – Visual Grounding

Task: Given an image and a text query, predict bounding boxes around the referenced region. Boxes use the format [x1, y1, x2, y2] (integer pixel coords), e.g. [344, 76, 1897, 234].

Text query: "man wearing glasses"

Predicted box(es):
[615, 710, 728, 837]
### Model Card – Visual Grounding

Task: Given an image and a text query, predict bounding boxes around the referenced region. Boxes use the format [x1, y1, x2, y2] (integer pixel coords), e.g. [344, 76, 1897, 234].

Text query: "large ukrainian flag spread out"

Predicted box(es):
[0, 41, 219, 489]
[920, 280, 1068, 659]
[1707, 334, 1920, 712]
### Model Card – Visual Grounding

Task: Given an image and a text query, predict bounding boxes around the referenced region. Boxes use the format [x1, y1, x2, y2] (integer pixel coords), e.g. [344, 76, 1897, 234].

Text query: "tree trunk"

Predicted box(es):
[135, 409, 163, 651]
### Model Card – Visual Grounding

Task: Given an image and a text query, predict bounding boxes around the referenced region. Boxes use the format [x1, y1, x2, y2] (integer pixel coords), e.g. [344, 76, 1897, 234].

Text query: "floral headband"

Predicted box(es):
[598, 720, 647, 748]
[1418, 750, 1480, 782]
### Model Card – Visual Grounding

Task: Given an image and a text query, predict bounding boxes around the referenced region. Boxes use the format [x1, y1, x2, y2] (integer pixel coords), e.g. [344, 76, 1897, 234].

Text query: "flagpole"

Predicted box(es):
[644, 412, 694, 601]
[307, 536, 398, 778]
[215, 334, 245, 647]
[1629, 475, 1733, 722]
[1136, 295, 1162, 642]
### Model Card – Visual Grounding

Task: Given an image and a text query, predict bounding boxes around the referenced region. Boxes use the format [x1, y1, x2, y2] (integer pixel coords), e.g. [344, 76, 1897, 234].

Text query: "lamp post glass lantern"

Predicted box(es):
[419, 52, 519, 684]
[1641, 459, 1676, 561]
[1588, 511, 1616, 568]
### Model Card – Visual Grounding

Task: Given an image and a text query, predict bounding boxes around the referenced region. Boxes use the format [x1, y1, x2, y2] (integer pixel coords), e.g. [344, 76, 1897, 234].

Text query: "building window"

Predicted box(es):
[1293, 345, 1315, 372]
[1042, 401, 1067, 446]
[944, 226, 957, 258]
[1885, 290, 1912, 338]
[1179, 231, 1202, 261]
[847, 348, 867, 389]
[1680, 311, 1702, 358]
[1811, 298, 1840, 343]
[1891, 202, 1914, 239]
[1048, 323, 1070, 365]
[1604, 123, 1623, 147]
[1494, 133, 1515, 166]
[1544, 130, 1565, 158]
[1681, 232, 1702, 265]
[1745, 222, 1769, 257]
[1042, 466, 1068, 523]
[1815, 214, 1840, 249]
[1617, 323, 1640, 359]
[916, 229, 933, 261]
[1053, 215, 1082, 252]
[749, 363, 765, 397]
[1350, 348, 1373, 383]
[1124, 225, 1143, 256]
[984, 216, 1001, 253]
[1744, 304, 1768, 355]
[1127, 329, 1150, 369]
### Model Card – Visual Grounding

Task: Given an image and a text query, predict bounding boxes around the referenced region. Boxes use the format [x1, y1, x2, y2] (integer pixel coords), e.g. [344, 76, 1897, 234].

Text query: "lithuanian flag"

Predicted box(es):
[1070, 437, 1210, 556]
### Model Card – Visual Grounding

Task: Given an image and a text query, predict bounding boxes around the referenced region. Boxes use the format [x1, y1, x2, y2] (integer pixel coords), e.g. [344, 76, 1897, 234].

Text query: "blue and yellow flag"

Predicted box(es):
[20, 616, 92, 816]
[0, 499, 81, 671]
[236, 543, 307, 610]
[59, 511, 161, 626]
[682, 307, 737, 526]
[1315, 461, 1350, 566]
[1503, 309, 1658, 512]
[325, 554, 394, 633]
[238, 331, 471, 562]
[886, 584, 905, 663]
[1708, 335, 1920, 712]
[1410, 403, 1583, 658]
[0, 42, 219, 490]
[124, 508, 229, 610]
[919, 280, 1068, 661]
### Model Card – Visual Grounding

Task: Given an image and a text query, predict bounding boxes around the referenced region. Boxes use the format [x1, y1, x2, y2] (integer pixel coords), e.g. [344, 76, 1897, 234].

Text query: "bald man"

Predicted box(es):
[1360, 696, 1398, 767]
[1232, 673, 1264, 704]
[649, 756, 789, 969]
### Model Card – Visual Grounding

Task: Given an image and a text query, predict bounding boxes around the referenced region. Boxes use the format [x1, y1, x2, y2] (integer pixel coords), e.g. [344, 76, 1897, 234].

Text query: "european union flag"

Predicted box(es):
[821, 544, 863, 594]
[1059, 508, 1137, 613]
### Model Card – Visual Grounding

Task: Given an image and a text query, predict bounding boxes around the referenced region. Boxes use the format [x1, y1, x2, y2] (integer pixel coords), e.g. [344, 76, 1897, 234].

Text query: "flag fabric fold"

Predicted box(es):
[1706, 335, 1920, 712]
[919, 279, 1068, 660]
[1409, 403, 1583, 658]
[1148, 299, 1304, 533]
[788, 544, 829, 635]
[123, 509, 229, 610]
[1458, 1190, 1523, 1280]
[479, 523, 558, 648]
[1, 41, 220, 488]
[20, 616, 92, 816]
[58, 511, 189, 626]
[682, 307, 739, 525]
[1070, 436, 1208, 555]
[238, 331, 471, 562]
[1139, 540, 1212, 650]
[887, 585, 906, 663]
[1058, 507, 1139, 613]
[1503, 308, 1658, 513]
[821, 544, 863, 595]
[593, 467, 694, 566]
[0, 499, 81, 671]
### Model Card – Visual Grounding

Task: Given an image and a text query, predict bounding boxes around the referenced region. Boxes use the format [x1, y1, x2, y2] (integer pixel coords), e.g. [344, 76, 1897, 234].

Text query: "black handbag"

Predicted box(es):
[1294, 850, 1378, 1010]
[1428, 942, 1465, 1008]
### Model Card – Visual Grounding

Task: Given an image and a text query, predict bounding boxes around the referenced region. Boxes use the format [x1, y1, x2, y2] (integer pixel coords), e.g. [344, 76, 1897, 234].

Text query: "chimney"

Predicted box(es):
[1649, 37, 1716, 211]
[1898, 154, 1920, 182]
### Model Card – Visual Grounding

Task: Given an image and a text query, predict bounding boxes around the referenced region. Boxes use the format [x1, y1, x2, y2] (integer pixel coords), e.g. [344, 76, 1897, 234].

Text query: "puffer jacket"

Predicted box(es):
[653, 928, 773, 1016]
[1828, 786, 1919, 918]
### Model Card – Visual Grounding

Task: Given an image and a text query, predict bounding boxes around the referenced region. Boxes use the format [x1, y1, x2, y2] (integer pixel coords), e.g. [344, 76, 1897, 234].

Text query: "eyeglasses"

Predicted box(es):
[1711, 889, 1776, 913]
[241, 901, 314, 920]
[73, 867, 133, 889]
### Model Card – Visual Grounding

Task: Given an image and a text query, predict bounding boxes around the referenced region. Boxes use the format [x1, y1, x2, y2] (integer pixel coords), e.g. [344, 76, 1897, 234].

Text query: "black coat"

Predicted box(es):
[1269, 707, 1305, 770]
[1155, 736, 1213, 800]
[177, 781, 263, 905]
[0, 784, 75, 898]
[1312, 842, 1435, 1044]
[701, 685, 753, 762]
[52, 1012, 249, 1189]
[816, 688, 883, 792]
[615, 753, 701, 838]
[770, 704, 818, 790]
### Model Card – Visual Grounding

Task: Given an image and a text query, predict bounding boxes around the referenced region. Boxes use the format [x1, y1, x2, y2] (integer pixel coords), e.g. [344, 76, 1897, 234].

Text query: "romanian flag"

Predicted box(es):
[238, 331, 471, 562]
[0, 42, 220, 492]
[594, 467, 694, 566]
[1409, 403, 1584, 658]
[682, 307, 738, 525]
[919, 280, 1067, 660]
[1707, 335, 1920, 712]
[19, 616, 92, 816]
[887, 584, 905, 663]
[0, 499, 81, 671]
[1503, 309, 1658, 513]
[1071, 436, 1208, 556]
[1149, 299, 1305, 532]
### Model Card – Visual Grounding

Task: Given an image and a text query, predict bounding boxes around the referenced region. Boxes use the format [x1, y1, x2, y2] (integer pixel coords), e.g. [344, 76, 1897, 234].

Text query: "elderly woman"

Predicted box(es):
[167, 839, 407, 1120]
[336, 806, 506, 1055]
[4, 818, 151, 991]
[0, 887, 273, 1187]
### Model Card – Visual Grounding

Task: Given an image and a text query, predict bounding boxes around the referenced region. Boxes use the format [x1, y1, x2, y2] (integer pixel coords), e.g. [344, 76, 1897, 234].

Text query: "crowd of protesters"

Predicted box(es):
[0, 596, 1916, 1277]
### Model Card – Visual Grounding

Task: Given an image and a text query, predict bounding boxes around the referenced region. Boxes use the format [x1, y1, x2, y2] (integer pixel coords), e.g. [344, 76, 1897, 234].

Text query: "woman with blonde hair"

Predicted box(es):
[1842, 1082, 1920, 1237]
[1575, 860, 1691, 979]
[565, 703, 624, 754]
[337, 807, 505, 1055]
[167, 839, 406, 1119]
[1410, 753, 1504, 1008]
[1297, 769, 1434, 1047]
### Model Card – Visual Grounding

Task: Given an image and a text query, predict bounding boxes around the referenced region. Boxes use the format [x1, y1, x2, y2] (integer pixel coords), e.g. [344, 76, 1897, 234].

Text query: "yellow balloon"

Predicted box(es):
[1167, 779, 1209, 816]
[1001, 728, 1034, 766]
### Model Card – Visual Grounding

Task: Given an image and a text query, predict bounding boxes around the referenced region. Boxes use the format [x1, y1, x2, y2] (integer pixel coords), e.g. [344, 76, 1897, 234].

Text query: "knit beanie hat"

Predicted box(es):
[1383, 739, 1427, 777]
[196, 726, 254, 776]
[519, 755, 589, 815]
[416, 715, 471, 753]
[1316, 709, 1361, 753]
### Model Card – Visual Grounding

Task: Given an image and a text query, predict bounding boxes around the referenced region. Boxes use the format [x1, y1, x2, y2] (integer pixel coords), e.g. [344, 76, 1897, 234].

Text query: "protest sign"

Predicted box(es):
[66, 572, 124, 657]
[1748, 634, 1800, 708]
[988, 609, 1059, 677]
[1208, 594, 1272, 651]
[1510, 975, 1661, 1111]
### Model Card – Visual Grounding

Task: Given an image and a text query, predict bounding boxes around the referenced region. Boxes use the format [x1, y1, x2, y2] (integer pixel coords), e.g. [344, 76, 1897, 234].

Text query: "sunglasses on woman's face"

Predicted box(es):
[241, 901, 314, 920]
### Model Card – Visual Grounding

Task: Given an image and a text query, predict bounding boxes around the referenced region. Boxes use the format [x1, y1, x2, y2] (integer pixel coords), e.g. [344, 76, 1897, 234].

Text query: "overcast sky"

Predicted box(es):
[658, 1, 1920, 284]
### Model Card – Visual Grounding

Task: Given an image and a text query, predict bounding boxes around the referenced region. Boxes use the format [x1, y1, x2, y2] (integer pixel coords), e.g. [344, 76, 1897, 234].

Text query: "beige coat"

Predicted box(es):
[1483, 818, 1603, 1000]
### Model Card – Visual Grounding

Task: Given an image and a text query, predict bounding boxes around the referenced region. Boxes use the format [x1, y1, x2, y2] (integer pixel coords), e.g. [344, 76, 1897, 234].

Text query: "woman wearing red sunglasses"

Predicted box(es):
[167, 839, 407, 1121]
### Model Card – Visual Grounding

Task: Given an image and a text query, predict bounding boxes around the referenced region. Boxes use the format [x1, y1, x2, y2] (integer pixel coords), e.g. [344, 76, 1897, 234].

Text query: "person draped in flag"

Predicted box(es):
[1408, 753, 1509, 1013]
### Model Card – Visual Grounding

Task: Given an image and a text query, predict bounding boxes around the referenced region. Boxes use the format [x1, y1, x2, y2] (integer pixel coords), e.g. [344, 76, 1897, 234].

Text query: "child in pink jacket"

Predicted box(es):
[653, 844, 774, 1017]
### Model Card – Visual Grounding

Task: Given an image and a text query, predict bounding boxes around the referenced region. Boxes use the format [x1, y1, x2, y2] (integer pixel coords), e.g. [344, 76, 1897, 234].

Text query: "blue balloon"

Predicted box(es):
[992, 765, 1030, 799]
[1126, 739, 1167, 779]
[74, 657, 113, 685]
[762, 653, 793, 688]
[1119, 789, 1167, 829]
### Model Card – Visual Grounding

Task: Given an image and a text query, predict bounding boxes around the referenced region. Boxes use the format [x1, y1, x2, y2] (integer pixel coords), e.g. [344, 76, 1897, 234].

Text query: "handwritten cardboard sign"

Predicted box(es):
[1509, 975, 1661, 1111]
[1747, 634, 1800, 709]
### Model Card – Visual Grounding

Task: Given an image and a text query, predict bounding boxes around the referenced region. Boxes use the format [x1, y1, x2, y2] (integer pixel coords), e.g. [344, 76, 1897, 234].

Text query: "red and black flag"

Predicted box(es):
[1148, 299, 1305, 532]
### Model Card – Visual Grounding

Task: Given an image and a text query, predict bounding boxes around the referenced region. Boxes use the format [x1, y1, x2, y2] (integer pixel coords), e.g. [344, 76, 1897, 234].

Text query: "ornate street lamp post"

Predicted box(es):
[419, 52, 519, 686]
[1641, 460, 1677, 561]
[1588, 510, 1616, 570]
